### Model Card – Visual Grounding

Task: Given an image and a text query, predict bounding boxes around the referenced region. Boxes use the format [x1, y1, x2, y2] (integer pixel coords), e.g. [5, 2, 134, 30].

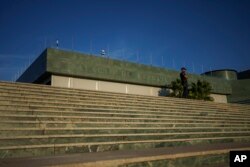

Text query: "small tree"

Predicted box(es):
[189, 80, 214, 101]
[170, 79, 183, 98]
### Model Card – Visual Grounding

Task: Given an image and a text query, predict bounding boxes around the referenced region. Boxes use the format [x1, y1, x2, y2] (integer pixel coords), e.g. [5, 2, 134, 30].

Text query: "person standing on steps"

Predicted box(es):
[180, 67, 189, 98]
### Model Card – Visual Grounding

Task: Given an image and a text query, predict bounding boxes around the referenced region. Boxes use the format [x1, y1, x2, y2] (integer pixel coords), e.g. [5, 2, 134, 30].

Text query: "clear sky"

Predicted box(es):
[0, 0, 250, 81]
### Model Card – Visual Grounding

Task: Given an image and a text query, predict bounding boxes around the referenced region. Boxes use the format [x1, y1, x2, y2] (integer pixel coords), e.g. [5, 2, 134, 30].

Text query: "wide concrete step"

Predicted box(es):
[1, 108, 250, 121]
[0, 94, 237, 115]
[0, 82, 249, 111]
[1, 107, 248, 119]
[0, 88, 242, 111]
[1, 120, 249, 129]
[2, 142, 248, 167]
[1, 127, 250, 136]
[0, 136, 250, 158]
[0, 105, 244, 118]
[1, 114, 250, 123]
[1, 131, 250, 147]
[2, 103, 249, 120]
[0, 92, 249, 118]
[1, 102, 250, 120]
[2, 93, 248, 116]
[0, 91, 249, 117]
[0, 82, 229, 106]
[0, 81, 250, 160]
[1, 82, 249, 117]
[1, 94, 250, 116]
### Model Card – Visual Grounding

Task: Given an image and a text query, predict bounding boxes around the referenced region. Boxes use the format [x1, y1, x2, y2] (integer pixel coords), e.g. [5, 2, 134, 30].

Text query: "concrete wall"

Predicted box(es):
[51, 75, 227, 103]
[238, 70, 250, 80]
[52, 75, 169, 96]
[210, 94, 227, 103]
[202, 70, 238, 80]
[17, 50, 47, 83]
[227, 79, 250, 104]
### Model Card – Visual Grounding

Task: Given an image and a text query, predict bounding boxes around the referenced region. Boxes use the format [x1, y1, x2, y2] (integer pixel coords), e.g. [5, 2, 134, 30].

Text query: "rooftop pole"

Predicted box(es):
[56, 39, 59, 49]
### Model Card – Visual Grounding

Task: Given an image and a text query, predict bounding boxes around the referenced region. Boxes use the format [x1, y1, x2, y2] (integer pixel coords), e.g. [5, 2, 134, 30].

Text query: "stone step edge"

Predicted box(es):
[35, 145, 250, 167]
[0, 82, 238, 108]
[1, 127, 250, 131]
[1, 81, 249, 109]
[1, 135, 250, 150]
[0, 90, 245, 111]
[1, 142, 248, 167]
[2, 98, 246, 115]
[1, 131, 250, 140]
[1, 95, 243, 116]
[1, 120, 248, 126]
[0, 83, 249, 108]
[1, 114, 250, 123]
[2, 108, 249, 119]
[1, 92, 248, 116]
[1, 104, 247, 118]
[1, 109, 250, 120]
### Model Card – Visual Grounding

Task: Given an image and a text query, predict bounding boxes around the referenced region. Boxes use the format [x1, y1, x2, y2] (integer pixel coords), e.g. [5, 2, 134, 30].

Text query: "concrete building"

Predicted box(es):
[17, 48, 250, 104]
[202, 69, 250, 104]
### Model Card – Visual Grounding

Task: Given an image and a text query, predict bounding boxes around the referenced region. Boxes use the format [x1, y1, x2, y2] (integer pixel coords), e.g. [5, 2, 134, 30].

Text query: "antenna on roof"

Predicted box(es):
[107, 44, 109, 58]
[56, 39, 59, 49]
[136, 51, 139, 63]
[161, 55, 164, 66]
[90, 39, 92, 55]
[172, 58, 175, 69]
[71, 36, 74, 51]
[150, 53, 153, 66]
[101, 49, 106, 57]
[44, 37, 47, 49]
[192, 62, 195, 73]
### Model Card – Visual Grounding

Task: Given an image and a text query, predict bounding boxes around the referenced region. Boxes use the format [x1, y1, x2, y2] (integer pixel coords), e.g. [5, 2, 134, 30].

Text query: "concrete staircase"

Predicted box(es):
[0, 81, 250, 167]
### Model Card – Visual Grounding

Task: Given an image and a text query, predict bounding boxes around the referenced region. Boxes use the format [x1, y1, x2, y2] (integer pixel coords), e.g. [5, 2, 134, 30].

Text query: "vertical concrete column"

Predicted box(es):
[95, 81, 99, 91]
[68, 78, 71, 88]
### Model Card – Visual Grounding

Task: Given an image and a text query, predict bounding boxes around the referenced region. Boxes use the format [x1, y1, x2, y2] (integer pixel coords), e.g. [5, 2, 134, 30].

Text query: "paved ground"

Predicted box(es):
[1, 142, 250, 167]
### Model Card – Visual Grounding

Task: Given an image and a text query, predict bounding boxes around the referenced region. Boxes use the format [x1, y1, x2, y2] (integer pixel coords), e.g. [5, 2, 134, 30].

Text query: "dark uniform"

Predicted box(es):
[180, 69, 188, 98]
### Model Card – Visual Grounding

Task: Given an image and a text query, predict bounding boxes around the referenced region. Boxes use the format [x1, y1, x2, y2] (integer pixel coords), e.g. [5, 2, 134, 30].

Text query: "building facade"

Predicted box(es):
[17, 48, 250, 104]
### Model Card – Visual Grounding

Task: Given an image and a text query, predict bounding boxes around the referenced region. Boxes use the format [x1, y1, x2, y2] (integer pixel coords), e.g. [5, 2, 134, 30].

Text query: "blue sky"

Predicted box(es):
[0, 0, 250, 81]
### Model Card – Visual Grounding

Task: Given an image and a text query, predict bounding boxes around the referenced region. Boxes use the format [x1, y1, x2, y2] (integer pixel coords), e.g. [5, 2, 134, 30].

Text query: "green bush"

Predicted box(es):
[170, 79, 183, 98]
[170, 79, 214, 101]
[189, 80, 214, 101]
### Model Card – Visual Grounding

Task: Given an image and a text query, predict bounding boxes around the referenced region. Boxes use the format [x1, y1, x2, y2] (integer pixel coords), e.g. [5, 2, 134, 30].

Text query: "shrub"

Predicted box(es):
[189, 80, 214, 101]
[170, 79, 183, 98]
[170, 79, 214, 101]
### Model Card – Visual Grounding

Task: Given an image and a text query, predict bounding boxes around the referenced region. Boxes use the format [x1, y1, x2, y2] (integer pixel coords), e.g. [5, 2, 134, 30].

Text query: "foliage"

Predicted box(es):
[189, 80, 214, 101]
[170, 79, 214, 101]
[170, 79, 183, 98]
